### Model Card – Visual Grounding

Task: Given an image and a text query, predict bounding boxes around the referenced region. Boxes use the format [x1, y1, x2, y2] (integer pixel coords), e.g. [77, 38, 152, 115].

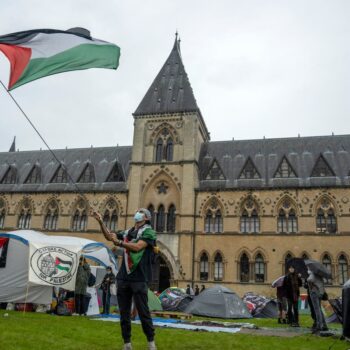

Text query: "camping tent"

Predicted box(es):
[159, 287, 192, 312]
[185, 285, 251, 319]
[243, 292, 278, 318]
[0, 230, 118, 305]
[148, 290, 162, 311]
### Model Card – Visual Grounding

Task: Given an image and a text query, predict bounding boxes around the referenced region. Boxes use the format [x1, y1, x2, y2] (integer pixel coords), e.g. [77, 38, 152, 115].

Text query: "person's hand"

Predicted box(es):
[109, 232, 119, 244]
[90, 210, 102, 222]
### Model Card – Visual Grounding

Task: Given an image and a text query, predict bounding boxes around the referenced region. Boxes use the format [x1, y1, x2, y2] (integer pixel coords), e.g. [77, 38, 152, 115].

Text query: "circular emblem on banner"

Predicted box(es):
[30, 246, 78, 285]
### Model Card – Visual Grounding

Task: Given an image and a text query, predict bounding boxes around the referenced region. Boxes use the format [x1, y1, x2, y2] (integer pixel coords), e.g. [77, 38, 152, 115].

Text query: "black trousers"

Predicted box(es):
[287, 298, 299, 324]
[102, 289, 111, 314]
[75, 294, 85, 315]
[117, 280, 155, 343]
[307, 293, 316, 325]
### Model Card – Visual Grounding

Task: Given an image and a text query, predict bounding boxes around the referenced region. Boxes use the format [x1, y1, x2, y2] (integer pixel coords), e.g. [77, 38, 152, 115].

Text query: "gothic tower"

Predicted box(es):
[126, 35, 209, 285]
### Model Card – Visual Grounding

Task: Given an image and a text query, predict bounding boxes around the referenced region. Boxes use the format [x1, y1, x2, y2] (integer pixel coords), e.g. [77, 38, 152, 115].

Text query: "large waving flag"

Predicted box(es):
[0, 27, 120, 90]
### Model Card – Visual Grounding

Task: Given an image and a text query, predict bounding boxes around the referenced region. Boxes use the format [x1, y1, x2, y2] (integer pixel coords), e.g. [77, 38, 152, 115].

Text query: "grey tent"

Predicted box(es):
[185, 285, 251, 319]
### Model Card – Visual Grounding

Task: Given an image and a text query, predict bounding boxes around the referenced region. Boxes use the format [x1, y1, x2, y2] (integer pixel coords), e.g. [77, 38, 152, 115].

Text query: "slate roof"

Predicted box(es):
[133, 36, 201, 116]
[199, 134, 350, 190]
[0, 146, 132, 193]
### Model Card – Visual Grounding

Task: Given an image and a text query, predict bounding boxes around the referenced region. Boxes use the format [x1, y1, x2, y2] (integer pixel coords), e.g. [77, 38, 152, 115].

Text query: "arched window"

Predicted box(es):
[18, 209, 31, 229]
[200, 253, 209, 281]
[44, 201, 59, 231]
[288, 209, 298, 233]
[214, 253, 223, 281]
[110, 210, 118, 231]
[322, 254, 332, 285]
[103, 209, 118, 231]
[165, 138, 173, 161]
[72, 210, 80, 231]
[255, 254, 265, 282]
[251, 209, 259, 233]
[240, 198, 260, 234]
[156, 205, 165, 232]
[301, 253, 309, 260]
[167, 205, 176, 233]
[240, 253, 250, 282]
[213, 210, 223, 233]
[240, 199, 260, 234]
[80, 210, 87, 231]
[278, 209, 287, 233]
[44, 209, 58, 230]
[338, 255, 348, 285]
[71, 199, 88, 232]
[155, 138, 163, 162]
[327, 209, 337, 233]
[148, 205, 155, 228]
[204, 210, 212, 233]
[277, 199, 298, 233]
[240, 210, 249, 233]
[316, 199, 337, 233]
[102, 199, 118, 231]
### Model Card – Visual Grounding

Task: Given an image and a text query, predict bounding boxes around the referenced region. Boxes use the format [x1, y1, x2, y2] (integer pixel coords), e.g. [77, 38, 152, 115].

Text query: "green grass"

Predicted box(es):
[0, 311, 347, 350]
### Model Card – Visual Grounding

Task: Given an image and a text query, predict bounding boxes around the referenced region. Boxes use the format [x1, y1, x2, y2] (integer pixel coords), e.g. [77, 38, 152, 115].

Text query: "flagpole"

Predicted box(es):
[0, 80, 91, 208]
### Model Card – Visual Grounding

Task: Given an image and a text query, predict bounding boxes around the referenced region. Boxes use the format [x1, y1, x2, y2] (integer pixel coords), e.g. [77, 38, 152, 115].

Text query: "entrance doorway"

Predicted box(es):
[150, 255, 171, 293]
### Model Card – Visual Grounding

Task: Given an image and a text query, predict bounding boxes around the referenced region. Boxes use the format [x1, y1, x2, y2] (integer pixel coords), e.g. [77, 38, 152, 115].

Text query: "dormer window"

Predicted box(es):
[1, 166, 17, 184]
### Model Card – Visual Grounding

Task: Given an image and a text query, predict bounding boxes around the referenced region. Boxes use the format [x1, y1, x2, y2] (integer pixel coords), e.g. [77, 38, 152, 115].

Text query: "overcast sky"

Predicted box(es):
[0, 0, 349, 152]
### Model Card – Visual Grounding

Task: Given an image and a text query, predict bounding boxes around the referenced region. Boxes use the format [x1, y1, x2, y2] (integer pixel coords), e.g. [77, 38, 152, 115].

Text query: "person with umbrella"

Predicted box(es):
[272, 276, 287, 324]
[283, 265, 302, 327]
[306, 260, 330, 334]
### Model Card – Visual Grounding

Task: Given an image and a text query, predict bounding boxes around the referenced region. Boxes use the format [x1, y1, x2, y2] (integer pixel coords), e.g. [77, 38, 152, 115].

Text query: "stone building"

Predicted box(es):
[1, 36, 350, 297]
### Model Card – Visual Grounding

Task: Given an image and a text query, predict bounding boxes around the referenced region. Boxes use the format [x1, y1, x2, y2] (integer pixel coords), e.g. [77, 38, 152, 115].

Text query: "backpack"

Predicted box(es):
[88, 272, 96, 287]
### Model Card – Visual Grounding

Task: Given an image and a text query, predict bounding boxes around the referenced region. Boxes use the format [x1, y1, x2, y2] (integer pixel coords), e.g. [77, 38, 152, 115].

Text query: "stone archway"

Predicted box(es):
[150, 253, 173, 293]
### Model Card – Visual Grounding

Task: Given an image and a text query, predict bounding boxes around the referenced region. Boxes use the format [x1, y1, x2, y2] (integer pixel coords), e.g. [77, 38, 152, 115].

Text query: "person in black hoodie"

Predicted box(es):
[100, 266, 115, 315]
[283, 265, 302, 327]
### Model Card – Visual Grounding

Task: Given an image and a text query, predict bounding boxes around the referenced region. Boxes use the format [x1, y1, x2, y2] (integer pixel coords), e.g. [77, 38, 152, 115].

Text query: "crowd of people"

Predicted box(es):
[273, 264, 329, 335]
[69, 209, 332, 350]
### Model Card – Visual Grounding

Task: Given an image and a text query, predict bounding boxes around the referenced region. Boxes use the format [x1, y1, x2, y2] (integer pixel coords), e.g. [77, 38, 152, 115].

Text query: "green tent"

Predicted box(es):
[148, 289, 162, 311]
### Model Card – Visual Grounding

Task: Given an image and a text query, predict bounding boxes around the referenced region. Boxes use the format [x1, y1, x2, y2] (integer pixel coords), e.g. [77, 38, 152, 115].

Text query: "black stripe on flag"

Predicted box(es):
[0, 28, 92, 45]
[57, 257, 73, 266]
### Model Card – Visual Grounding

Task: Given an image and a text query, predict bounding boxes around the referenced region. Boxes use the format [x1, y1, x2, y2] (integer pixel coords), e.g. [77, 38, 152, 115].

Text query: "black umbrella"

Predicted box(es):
[285, 257, 308, 278]
[305, 259, 332, 279]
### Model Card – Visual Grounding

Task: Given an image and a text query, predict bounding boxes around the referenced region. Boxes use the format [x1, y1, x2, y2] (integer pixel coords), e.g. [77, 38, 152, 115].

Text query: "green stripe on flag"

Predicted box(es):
[11, 43, 120, 89]
[57, 265, 70, 272]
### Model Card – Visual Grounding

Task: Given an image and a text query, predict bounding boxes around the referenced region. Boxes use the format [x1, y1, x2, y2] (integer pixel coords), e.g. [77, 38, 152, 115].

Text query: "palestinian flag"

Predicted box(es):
[55, 257, 72, 272]
[124, 225, 157, 274]
[0, 28, 120, 90]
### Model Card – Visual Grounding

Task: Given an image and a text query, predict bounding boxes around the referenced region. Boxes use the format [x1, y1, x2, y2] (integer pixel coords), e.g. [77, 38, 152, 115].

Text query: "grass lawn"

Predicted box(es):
[0, 310, 347, 350]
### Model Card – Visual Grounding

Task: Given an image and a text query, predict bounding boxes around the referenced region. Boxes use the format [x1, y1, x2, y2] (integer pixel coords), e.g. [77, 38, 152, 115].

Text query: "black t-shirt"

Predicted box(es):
[117, 226, 155, 283]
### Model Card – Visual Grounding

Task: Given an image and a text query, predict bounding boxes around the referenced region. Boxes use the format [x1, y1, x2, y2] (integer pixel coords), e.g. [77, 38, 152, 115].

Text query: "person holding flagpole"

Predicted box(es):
[91, 208, 157, 350]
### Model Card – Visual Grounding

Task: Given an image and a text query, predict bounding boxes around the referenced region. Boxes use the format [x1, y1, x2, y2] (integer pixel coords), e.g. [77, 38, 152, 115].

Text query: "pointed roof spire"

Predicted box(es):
[9, 136, 16, 152]
[133, 33, 200, 116]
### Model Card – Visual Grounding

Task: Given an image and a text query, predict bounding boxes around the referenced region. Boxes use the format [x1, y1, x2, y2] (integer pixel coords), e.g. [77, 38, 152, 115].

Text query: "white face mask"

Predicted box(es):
[134, 212, 144, 223]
